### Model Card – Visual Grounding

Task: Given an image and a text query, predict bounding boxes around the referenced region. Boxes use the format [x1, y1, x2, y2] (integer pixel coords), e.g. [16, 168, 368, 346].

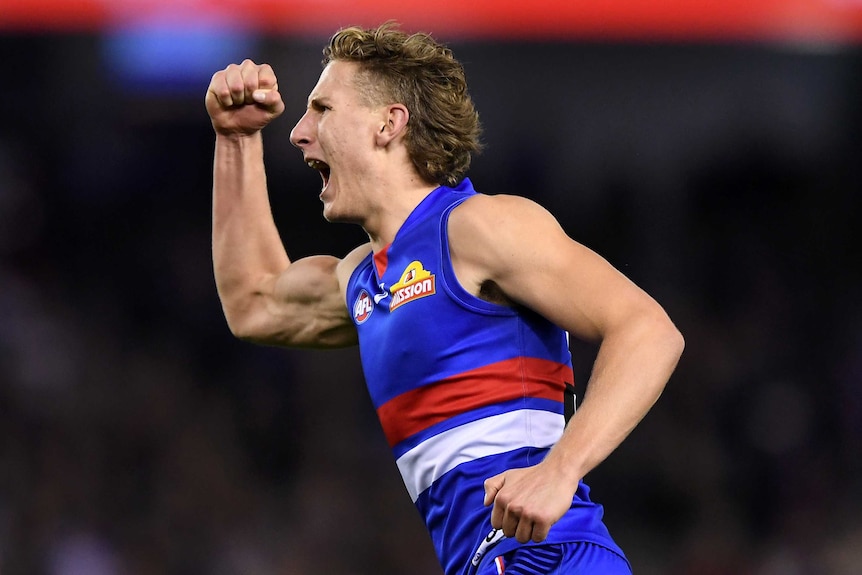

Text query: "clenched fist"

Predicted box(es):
[483, 463, 577, 544]
[206, 59, 286, 136]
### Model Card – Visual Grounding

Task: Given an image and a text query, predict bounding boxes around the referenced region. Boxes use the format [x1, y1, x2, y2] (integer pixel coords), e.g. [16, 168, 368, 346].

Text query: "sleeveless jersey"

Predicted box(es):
[345, 178, 625, 575]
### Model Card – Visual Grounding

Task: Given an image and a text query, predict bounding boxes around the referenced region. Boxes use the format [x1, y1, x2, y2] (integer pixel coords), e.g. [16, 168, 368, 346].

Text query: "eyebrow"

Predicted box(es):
[308, 97, 330, 109]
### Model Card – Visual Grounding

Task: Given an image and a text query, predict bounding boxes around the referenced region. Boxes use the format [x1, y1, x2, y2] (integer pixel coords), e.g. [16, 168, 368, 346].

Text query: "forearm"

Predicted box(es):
[212, 132, 290, 325]
[544, 312, 684, 485]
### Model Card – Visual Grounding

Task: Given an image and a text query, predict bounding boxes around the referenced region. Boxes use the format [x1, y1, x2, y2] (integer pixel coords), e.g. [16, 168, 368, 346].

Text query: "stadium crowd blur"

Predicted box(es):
[1, 31, 861, 575]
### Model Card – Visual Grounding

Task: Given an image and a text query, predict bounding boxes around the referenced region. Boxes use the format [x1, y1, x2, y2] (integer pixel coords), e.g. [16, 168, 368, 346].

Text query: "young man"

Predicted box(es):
[206, 23, 683, 575]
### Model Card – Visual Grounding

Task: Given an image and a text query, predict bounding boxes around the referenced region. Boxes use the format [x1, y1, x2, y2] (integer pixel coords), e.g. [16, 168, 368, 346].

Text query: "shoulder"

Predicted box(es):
[450, 193, 562, 237]
[454, 192, 546, 216]
[336, 242, 372, 284]
[448, 194, 566, 264]
[446, 193, 575, 302]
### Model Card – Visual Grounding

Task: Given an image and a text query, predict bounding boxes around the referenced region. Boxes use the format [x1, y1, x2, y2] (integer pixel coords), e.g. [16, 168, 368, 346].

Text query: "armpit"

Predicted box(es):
[478, 279, 514, 307]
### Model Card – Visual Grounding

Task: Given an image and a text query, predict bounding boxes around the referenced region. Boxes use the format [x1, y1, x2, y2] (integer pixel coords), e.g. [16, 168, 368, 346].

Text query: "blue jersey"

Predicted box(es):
[345, 179, 625, 575]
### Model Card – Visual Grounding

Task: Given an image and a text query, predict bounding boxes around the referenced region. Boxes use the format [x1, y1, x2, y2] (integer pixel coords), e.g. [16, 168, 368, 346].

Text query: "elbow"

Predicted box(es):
[225, 317, 282, 346]
[220, 303, 267, 344]
[651, 306, 684, 356]
[675, 326, 685, 358]
[223, 313, 258, 343]
[666, 319, 685, 361]
[655, 314, 685, 378]
[217, 289, 280, 344]
[639, 315, 684, 400]
[630, 307, 685, 371]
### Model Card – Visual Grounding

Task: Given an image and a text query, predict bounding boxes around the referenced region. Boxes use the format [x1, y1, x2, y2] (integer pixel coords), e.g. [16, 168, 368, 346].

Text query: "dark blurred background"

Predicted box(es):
[1, 1, 861, 574]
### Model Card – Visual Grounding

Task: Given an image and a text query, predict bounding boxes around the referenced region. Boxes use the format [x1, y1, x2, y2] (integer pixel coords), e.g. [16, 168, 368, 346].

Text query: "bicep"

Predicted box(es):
[230, 254, 359, 348]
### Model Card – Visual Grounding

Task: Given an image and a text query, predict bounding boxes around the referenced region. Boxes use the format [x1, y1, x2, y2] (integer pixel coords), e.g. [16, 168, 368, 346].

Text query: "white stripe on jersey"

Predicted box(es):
[395, 409, 565, 502]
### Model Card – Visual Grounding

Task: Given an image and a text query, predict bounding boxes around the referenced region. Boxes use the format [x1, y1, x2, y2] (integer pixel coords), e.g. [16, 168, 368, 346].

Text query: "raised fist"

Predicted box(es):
[205, 59, 286, 136]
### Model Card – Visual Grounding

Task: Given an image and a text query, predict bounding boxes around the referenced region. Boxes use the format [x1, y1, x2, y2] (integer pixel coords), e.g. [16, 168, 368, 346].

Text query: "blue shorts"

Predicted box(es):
[478, 542, 632, 575]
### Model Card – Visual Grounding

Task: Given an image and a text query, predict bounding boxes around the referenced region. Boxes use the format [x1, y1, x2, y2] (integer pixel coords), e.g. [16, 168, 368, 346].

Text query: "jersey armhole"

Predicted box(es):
[438, 198, 517, 317]
[344, 251, 376, 311]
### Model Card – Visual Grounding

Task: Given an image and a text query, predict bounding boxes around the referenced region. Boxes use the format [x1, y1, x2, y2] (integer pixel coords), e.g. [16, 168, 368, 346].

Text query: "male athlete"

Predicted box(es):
[206, 22, 684, 575]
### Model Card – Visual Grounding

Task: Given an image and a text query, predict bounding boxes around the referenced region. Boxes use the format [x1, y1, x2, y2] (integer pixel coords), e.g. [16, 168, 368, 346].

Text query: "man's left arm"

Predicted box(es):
[447, 194, 685, 544]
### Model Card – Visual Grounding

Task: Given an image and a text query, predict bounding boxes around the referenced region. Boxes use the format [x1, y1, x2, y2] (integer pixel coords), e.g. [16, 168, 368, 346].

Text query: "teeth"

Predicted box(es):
[307, 160, 327, 170]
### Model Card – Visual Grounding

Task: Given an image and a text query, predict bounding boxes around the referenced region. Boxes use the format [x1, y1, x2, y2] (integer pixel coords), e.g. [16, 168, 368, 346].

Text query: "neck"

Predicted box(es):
[363, 175, 438, 252]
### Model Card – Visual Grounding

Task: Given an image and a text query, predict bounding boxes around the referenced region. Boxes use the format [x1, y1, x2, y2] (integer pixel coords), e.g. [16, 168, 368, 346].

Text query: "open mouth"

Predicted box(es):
[307, 159, 331, 190]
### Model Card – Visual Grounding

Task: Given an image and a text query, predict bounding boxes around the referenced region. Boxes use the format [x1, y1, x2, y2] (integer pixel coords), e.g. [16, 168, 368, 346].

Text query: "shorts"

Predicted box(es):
[477, 542, 632, 575]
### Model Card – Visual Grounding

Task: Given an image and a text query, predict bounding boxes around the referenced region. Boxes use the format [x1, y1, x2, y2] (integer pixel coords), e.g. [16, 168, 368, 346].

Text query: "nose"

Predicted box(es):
[289, 110, 312, 149]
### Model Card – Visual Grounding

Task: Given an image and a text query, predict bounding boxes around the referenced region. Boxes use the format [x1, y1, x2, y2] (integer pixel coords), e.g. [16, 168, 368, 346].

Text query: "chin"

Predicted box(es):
[320, 186, 362, 224]
[321, 202, 347, 224]
[321, 206, 336, 223]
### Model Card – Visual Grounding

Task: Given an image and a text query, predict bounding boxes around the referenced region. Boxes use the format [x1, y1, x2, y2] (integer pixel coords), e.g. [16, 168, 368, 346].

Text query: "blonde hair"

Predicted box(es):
[323, 22, 482, 187]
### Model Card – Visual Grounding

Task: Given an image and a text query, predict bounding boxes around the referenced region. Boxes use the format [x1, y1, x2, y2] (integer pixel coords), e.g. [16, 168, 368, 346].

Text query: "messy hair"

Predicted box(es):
[323, 22, 483, 187]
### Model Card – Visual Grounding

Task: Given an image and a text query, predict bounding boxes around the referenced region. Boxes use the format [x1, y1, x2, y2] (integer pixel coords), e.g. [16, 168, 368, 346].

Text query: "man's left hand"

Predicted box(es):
[483, 464, 577, 543]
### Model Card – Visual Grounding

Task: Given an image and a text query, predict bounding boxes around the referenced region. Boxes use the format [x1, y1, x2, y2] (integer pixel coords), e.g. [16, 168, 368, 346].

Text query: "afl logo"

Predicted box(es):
[353, 289, 374, 324]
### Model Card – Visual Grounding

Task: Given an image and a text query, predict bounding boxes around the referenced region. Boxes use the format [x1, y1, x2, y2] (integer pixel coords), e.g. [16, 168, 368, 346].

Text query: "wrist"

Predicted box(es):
[215, 129, 263, 143]
[542, 446, 586, 490]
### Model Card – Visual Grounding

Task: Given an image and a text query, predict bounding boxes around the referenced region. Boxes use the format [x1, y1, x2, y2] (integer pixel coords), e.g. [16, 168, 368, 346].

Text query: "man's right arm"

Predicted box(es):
[208, 60, 362, 349]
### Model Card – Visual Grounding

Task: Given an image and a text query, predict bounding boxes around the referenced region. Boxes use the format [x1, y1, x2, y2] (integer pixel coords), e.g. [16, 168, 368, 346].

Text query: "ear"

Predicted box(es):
[375, 103, 409, 147]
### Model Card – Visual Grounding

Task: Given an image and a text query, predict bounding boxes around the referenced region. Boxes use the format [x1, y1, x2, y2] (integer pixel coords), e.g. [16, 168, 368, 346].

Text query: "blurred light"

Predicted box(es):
[3, 0, 862, 44]
[101, 13, 258, 96]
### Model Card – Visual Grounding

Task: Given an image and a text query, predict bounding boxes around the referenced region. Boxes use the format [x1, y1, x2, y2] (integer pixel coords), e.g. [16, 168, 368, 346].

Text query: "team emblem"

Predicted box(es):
[353, 289, 374, 324]
[390, 261, 436, 311]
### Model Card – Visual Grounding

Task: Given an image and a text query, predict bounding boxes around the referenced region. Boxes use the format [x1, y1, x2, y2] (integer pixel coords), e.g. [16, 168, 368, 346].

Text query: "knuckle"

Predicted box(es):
[227, 78, 245, 94]
[214, 82, 231, 97]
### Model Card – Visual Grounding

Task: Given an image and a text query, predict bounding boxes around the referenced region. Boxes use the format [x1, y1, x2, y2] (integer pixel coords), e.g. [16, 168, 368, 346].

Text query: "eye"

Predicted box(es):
[311, 100, 331, 113]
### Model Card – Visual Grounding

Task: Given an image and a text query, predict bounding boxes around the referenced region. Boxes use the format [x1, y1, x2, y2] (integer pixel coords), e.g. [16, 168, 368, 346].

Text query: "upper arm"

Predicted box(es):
[225, 243, 370, 348]
[448, 195, 670, 343]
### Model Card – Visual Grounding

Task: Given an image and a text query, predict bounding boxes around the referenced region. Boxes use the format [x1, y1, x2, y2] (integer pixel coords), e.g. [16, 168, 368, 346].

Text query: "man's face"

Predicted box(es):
[290, 60, 383, 223]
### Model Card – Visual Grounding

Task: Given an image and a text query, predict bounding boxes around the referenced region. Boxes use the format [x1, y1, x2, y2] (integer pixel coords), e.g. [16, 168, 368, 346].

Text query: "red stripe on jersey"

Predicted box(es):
[373, 245, 390, 277]
[376, 357, 572, 447]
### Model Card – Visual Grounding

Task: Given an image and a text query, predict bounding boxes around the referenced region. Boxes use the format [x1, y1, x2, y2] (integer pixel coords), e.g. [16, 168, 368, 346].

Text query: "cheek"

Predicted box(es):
[330, 125, 374, 163]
